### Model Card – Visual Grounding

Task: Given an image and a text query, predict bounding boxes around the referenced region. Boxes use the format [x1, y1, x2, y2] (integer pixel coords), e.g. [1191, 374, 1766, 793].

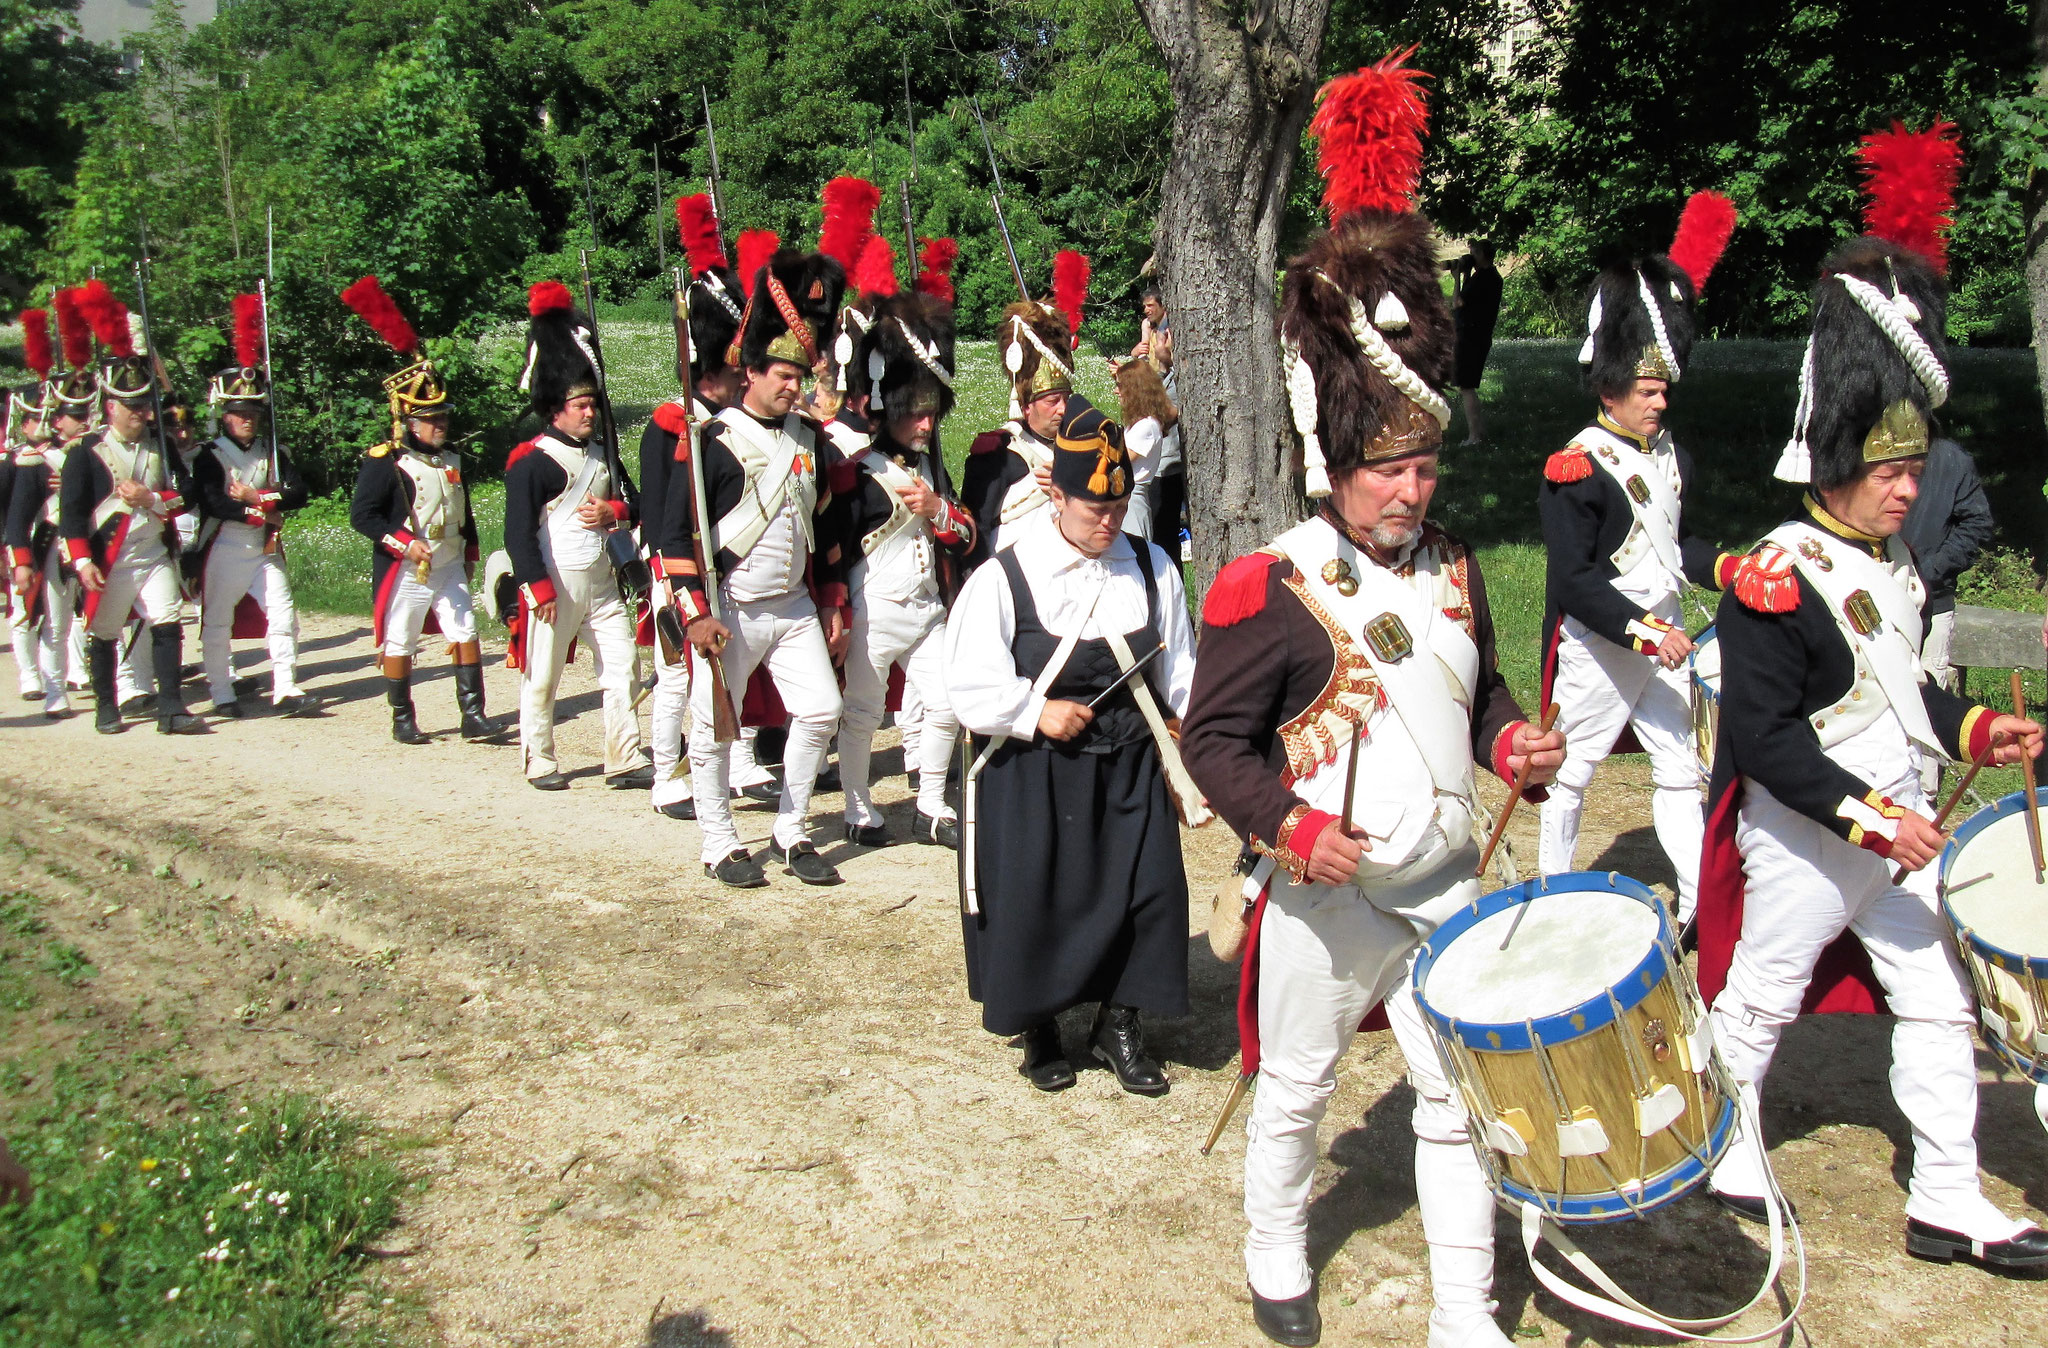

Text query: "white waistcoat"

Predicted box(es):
[1578, 423, 1687, 609]
[533, 436, 611, 577]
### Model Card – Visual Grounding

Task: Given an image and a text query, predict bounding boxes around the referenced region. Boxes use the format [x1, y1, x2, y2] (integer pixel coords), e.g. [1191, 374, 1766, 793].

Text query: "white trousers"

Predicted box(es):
[89, 548, 181, 639]
[840, 592, 956, 827]
[648, 637, 774, 808]
[9, 597, 38, 698]
[1921, 608, 1957, 694]
[519, 563, 646, 780]
[201, 531, 301, 705]
[1244, 856, 1501, 1333]
[1539, 618, 1705, 921]
[25, 546, 78, 713]
[1709, 778, 2027, 1241]
[689, 589, 841, 862]
[383, 559, 476, 658]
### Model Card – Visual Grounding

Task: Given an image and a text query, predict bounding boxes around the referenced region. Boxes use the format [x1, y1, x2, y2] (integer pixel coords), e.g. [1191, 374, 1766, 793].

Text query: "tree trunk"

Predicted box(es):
[2030, 1, 2048, 430]
[1133, 0, 1330, 593]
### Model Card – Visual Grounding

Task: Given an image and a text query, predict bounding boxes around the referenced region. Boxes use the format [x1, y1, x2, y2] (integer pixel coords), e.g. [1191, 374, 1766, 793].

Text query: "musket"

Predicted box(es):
[674, 275, 739, 743]
[577, 249, 629, 507]
[971, 98, 1030, 300]
[129, 253, 169, 478]
[651, 136, 668, 275]
[700, 86, 725, 233]
[899, 57, 919, 279]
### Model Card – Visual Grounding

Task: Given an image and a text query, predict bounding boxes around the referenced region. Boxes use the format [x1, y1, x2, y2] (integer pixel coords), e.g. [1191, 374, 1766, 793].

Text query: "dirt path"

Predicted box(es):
[3, 613, 2043, 1346]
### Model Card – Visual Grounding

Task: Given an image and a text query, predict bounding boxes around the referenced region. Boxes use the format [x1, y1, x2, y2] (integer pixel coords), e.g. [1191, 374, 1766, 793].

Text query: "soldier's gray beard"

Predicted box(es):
[1368, 513, 1420, 550]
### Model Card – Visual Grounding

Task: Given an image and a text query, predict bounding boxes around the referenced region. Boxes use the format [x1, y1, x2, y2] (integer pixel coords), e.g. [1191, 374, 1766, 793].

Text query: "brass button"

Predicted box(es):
[1851, 691, 1862, 701]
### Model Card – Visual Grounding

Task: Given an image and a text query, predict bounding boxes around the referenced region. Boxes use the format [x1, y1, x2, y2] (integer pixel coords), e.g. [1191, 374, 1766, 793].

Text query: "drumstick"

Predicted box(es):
[1477, 703, 1559, 880]
[1200, 1070, 1253, 1156]
[1892, 736, 1995, 884]
[2016, 671, 2043, 884]
[1339, 713, 1364, 834]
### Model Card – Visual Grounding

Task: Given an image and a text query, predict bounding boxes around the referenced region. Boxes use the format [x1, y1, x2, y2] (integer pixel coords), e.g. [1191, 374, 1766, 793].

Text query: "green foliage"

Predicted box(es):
[0, 888, 414, 1346]
[0, 0, 121, 298]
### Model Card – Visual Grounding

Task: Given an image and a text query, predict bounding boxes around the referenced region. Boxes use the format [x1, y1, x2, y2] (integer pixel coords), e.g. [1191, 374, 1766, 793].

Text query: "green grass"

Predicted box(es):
[0, 891, 416, 1346]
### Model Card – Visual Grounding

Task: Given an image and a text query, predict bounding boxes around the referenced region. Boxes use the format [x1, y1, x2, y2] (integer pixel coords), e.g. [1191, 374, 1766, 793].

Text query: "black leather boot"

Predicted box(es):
[1251, 1286, 1321, 1346]
[1018, 1021, 1075, 1092]
[89, 638, 121, 733]
[386, 674, 425, 745]
[1090, 1003, 1168, 1096]
[151, 624, 200, 734]
[453, 663, 496, 741]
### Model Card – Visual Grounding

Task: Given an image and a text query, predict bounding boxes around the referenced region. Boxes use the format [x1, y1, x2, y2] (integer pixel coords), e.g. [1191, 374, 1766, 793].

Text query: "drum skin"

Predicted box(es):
[1940, 789, 2048, 1085]
[1415, 872, 1734, 1223]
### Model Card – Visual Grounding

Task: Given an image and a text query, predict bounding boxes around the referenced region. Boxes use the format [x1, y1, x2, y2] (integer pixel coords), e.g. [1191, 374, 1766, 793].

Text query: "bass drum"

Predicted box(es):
[1413, 871, 1735, 1224]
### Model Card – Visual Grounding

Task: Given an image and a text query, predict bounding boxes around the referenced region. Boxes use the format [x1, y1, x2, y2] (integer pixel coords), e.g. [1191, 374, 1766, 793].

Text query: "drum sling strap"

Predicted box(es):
[1513, 1084, 1806, 1342]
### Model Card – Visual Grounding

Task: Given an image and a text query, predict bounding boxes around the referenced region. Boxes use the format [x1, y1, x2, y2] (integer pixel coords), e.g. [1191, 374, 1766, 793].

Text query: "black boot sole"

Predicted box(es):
[1091, 1043, 1169, 1096]
[1906, 1228, 2048, 1274]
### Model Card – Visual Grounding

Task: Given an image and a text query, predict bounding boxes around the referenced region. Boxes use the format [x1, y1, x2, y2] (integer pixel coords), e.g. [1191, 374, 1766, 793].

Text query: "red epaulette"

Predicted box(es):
[969, 429, 1010, 456]
[826, 457, 860, 496]
[1202, 551, 1280, 628]
[505, 438, 540, 470]
[1732, 546, 1800, 614]
[1543, 446, 1593, 484]
[651, 402, 689, 436]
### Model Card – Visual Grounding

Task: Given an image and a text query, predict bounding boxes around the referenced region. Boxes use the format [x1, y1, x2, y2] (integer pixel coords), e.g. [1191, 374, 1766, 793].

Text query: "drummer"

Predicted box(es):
[1181, 55, 1564, 1348]
[1695, 170, 2047, 1274]
[1537, 195, 1742, 935]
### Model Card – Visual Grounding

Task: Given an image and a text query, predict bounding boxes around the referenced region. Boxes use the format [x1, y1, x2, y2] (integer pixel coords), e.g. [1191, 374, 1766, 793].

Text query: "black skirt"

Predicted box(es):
[962, 734, 1190, 1035]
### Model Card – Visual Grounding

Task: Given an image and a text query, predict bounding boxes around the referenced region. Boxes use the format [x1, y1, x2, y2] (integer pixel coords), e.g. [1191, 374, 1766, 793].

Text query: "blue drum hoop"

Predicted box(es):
[1939, 787, 2048, 981]
[1413, 871, 1676, 1052]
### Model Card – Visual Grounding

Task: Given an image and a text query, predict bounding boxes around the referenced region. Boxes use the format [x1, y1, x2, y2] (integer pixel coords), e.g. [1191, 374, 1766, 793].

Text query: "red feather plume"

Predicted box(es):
[1667, 191, 1737, 293]
[852, 235, 899, 298]
[676, 194, 727, 277]
[736, 229, 780, 298]
[19, 309, 51, 379]
[1310, 47, 1431, 220]
[339, 276, 419, 356]
[1858, 120, 1961, 275]
[107, 301, 134, 357]
[1052, 250, 1090, 339]
[53, 288, 90, 370]
[78, 278, 125, 350]
[818, 177, 881, 271]
[528, 280, 574, 316]
[916, 237, 959, 302]
[232, 293, 265, 368]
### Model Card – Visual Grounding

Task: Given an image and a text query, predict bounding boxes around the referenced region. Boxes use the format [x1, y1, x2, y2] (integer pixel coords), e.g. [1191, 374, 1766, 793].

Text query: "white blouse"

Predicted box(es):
[943, 510, 1196, 740]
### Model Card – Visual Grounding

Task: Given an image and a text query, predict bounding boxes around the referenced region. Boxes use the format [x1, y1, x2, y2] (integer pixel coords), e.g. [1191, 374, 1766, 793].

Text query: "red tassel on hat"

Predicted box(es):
[818, 177, 881, 271]
[340, 276, 420, 356]
[1052, 250, 1090, 340]
[675, 193, 727, 277]
[1858, 120, 1961, 275]
[54, 288, 91, 370]
[232, 293, 265, 369]
[916, 237, 959, 303]
[736, 230, 780, 298]
[19, 309, 51, 379]
[1668, 191, 1737, 293]
[1309, 47, 1431, 220]
[527, 280, 574, 316]
[852, 235, 899, 299]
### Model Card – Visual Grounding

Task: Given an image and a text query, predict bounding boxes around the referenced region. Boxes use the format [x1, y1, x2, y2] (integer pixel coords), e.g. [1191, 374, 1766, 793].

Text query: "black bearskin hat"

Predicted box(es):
[521, 281, 602, 417]
[855, 293, 956, 423]
[996, 300, 1074, 417]
[737, 248, 843, 372]
[1795, 237, 1948, 493]
[1581, 257, 1698, 398]
[685, 266, 745, 384]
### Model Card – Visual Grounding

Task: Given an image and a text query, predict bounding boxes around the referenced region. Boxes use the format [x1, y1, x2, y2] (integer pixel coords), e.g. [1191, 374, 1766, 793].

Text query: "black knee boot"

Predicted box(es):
[453, 663, 495, 741]
[89, 638, 121, 733]
[385, 658, 424, 744]
[151, 624, 199, 734]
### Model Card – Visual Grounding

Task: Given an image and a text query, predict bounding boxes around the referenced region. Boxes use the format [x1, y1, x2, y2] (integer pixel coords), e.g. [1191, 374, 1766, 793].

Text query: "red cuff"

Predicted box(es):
[1962, 705, 1997, 763]
[1279, 807, 1338, 871]
[1490, 720, 1526, 784]
[62, 538, 90, 564]
[465, 542, 480, 563]
[816, 581, 849, 610]
[382, 530, 415, 557]
[243, 509, 267, 527]
[8, 547, 30, 568]
[523, 577, 557, 607]
[932, 501, 973, 545]
[157, 491, 182, 512]
[1714, 552, 1741, 589]
[1855, 827, 1895, 859]
[603, 498, 629, 525]
[676, 588, 708, 621]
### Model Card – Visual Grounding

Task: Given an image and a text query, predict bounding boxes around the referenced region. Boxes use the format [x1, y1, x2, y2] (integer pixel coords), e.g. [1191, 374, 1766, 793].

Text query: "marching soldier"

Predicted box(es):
[63, 348, 200, 736]
[835, 284, 974, 848]
[502, 282, 651, 792]
[1695, 123, 2048, 1273]
[4, 308, 54, 705]
[341, 276, 493, 744]
[1179, 56, 1563, 1348]
[960, 291, 1078, 567]
[1536, 194, 1741, 931]
[947, 404, 1202, 1096]
[656, 245, 849, 888]
[193, 296, 310, 716]
[8, 296, 95, 719]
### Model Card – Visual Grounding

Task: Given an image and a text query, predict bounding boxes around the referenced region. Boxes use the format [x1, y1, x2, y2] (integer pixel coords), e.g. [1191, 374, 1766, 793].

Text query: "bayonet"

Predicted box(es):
[972, 100, 1030, 300]
[700, 86, 725, 233]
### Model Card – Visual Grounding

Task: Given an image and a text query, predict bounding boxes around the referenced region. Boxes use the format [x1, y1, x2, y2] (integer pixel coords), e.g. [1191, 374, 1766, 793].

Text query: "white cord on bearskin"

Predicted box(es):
[697, 273, 743, 323]
[1577, 290, 1604, 366]
[1003, 313, 1073, 421]
[1837, 273, 1949, 408]
[1636, 269, 1680, 383]
[1773, 335, 1818, 483]
[1321, 277, 1451, 429]
[834, 308, 874, 392]
[1282, 338, 1328, 498]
